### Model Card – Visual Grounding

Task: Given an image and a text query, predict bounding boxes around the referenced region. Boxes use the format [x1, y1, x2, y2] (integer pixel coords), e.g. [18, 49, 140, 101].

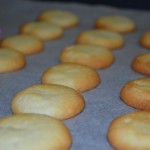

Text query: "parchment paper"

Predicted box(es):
[0, 0, 149, 149]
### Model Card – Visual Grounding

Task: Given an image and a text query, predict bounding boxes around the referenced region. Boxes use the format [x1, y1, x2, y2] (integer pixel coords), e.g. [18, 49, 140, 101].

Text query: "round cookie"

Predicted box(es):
[0, 114, 72, 150]
[1, 34, 44, 55]
[120, 78, 150, 110]
[76, 29, 124, 49]
[107, 111, 150, 150]
[41, 63, 100, 92]
[140, 31, 150, 49]
[0, 48, 26, 73]
[95, 15, 136, 33]
[37, 10, 79, 28]
[11, 84, 85, 120]
[131, 53, 150, 76]
[20, 22, 64, 41]
[59, 44, 115, 69]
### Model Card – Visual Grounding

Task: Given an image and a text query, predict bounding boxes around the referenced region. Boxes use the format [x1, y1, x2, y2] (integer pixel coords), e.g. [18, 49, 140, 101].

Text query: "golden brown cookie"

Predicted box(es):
[0, 114, 72, 150]
[1, 34, 44, 55]
[76, 29, 124, 49]
[37, 10, 79, 28]
[120, 78, 150, 110]
[131, 53, 150, 76]
[41, 63, 100, 92]
[95, 15, 136, 33]
[140, 31, 150, 49]
[59, 44, 115, 69]
[20, 22, 64, 41]
[11, 84, 85, 120]
[0, 48, 26, 73]
[107, 111, 150, 150]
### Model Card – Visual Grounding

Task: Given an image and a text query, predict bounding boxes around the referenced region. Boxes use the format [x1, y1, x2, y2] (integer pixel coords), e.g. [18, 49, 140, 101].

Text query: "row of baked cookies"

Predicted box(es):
[0, 10, 83, 150]
[97, 15, 150, 150]
[0, 10, 80, 73]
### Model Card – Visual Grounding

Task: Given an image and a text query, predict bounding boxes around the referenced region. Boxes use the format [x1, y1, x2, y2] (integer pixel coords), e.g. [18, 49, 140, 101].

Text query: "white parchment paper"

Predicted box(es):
[0, 0, 149, 149]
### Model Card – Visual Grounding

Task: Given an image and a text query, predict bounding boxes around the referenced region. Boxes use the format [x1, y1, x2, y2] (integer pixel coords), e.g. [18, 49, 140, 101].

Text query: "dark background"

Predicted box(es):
[33, 0, 150, 10]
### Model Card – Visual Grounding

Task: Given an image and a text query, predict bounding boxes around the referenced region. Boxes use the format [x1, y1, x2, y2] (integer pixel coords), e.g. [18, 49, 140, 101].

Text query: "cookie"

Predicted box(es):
[37, 10, 79, 28]
[95, 15, 136, 33]
[59, 44, 115, 69]
[0, 48, 26, 73]
[11, 84, 85, 120]
[76, 29, 124, 49]
[120, 78, 150, 110]
[20, 22, 64, 41]
[140, 31, 150, 49]
[0, 114, 72, 150]
[107, 111, 150, 150]
[131, 53, 150, 76]
[1, 34, 44, 55]
[41, 63, 100, 92]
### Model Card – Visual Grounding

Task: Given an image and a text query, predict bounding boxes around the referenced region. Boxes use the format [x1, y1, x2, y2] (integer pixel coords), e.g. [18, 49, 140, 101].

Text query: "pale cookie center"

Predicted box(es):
[55, 66, 83, 75]
[123, 117, 150, 135]
[134, 80, 150, 92]
[0, 50, 19, 58]
[105, 17, 131, 26]
[35, 24, 59, 30]
[74, 49, 104, 56]
[22, 88, 61, 99]
[0, 51, 11, 57]
[91, 31, 119, 39]
[48, 13, 74, 22]
[139, 55, 150, 63]
[7, 37, 36, 45]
